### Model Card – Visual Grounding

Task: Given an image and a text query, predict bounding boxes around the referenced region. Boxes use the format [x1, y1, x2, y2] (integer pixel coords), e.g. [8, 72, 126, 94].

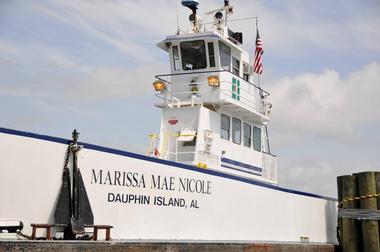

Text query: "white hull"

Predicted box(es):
[0, 128, 337, 243]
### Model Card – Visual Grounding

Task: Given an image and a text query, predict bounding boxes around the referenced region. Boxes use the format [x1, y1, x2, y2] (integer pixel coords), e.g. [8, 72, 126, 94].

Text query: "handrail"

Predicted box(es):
[154, 88, 270, 117]
[155, 69, 270, 96]
[155, 86, 270, 117]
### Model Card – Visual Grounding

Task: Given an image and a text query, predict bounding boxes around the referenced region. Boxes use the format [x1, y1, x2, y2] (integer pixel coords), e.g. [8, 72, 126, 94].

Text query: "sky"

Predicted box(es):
[0, 0, 379, 198]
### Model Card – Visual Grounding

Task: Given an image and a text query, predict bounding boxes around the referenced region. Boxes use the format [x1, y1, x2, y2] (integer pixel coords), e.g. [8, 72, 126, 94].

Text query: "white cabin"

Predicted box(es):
[149, 5, 277, 185]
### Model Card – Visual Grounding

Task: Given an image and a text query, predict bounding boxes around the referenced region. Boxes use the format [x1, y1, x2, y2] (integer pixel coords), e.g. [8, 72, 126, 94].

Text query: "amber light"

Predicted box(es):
[153, 80, 166, 91]
[208, 76, 220, 87]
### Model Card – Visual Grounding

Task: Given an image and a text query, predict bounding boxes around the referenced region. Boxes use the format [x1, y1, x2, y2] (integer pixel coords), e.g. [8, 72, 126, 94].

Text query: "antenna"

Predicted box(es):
[181, 0, 200, 32]
[223, 0, 233, 26]
[175, 0, 180, 34]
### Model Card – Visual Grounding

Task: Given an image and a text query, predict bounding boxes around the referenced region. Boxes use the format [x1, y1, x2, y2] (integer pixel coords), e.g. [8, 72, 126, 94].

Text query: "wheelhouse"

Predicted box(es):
[158, 32, 252, 82]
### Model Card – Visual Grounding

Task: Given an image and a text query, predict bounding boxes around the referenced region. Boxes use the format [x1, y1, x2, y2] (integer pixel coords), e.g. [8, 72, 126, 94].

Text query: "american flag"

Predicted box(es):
[253, 30, 264, 75]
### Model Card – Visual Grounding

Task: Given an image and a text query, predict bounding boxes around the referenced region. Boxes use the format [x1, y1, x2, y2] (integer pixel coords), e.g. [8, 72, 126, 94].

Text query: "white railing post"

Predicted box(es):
[171, 97, 181, 108]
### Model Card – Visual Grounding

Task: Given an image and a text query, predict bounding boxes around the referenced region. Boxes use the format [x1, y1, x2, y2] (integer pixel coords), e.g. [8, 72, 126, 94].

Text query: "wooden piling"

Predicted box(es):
[376, 172, 380, 244]
[337, 175, 360, 252]
[357, 172, 380, 252]
[375, 172, 380, 210]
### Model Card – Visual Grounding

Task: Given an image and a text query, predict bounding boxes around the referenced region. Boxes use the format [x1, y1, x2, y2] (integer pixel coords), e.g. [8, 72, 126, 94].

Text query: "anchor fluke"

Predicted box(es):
[53, 167, 71, 225]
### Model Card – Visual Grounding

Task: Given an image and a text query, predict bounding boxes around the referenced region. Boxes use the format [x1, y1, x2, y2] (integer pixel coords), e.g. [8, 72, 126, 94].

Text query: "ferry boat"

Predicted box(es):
[0, 0, 337, 243]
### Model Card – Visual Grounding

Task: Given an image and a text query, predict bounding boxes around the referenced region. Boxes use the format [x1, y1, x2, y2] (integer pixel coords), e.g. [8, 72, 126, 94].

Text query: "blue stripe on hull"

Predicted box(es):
[221, 164, 262, 176]
[221, 157, 262, 172]
[0, 127, 337, 201]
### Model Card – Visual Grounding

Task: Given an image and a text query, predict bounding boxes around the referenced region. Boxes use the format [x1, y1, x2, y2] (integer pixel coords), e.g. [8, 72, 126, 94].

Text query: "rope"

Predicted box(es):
[338, 193, 380, 208]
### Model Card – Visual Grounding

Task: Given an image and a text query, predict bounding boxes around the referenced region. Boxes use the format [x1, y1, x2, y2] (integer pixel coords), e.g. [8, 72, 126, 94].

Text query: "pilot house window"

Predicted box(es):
[208, 42, 216, 67]
[172, 45, 180, 71]
[180, 40, 207, 70]
[232, 57, 240, 75]
[243, 62, 249, 81]
[221, 114, 230, 140]
[219, 41, 231, 71]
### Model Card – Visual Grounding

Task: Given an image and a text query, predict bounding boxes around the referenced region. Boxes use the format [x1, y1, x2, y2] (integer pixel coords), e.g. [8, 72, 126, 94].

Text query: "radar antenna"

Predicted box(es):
[181, 0, 201, 32]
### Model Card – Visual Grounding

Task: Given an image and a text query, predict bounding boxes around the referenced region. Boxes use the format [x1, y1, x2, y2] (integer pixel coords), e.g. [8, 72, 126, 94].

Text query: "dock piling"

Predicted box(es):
[357, 172, 380, 252]
[338, 172, 380, 252]
[337, 175, 361, 252]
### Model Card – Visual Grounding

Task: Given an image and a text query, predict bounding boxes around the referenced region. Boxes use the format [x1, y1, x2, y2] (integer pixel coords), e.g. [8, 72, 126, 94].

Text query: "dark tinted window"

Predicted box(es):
[253, 126, 262, 151]
[180, 40, 207, 70]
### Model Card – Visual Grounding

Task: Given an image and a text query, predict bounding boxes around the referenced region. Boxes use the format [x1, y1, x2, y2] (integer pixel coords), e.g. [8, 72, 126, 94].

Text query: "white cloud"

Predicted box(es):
[63, 63, 168, 100]
[269, 63, 380, 197]
[0, 39, 89, 72]
[278, 160, 361, 197]
[0, 62, 168, 100]
[278, 161, 336, 197]
[278, 157, 380, 197]
[31, 0, 183, 63]
[45, 52, 88, 71]
[229, 1, 380, 55]
[269, 63, 380, 142]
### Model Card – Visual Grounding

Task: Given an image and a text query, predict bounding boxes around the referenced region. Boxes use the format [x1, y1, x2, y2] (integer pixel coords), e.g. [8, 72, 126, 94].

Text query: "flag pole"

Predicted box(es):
[256, 17, 260, 88]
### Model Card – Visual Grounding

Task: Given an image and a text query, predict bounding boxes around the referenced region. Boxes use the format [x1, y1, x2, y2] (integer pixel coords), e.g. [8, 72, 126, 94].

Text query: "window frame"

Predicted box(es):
[208, 42, 216, 68]
[243, 62, 249, 81]
[232, 57, 240, 76]
[253, 126, 262, 152]
[219, 41, 231, 71]
[232, 117, 241, 145]
[220, 114, 230, 140]
[243, 123, 252, 148]
[172, 45, 181, 71]
[180, 40, 207, 71]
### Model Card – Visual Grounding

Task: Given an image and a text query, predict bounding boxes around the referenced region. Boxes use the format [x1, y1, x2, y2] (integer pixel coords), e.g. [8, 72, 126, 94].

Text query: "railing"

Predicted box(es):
[154, 81, 209, 107]
[160, 132, 196, 163]
[154, 73, 272, 117]
[219, 85, 271, 116]
[155, 69, 270, 96]
[167, 151, 196, 163]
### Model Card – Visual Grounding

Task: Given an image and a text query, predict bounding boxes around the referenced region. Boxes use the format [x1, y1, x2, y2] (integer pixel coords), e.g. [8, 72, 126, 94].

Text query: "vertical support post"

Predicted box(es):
[46, 226, 52, 240]
[175, 137, 178, 162]
[31, 226, 36, 240]
[337, 175, 361, 252]
[357, 172, 380, 252]
[105, 227, 111, 241]
[93, 226, 98, 241]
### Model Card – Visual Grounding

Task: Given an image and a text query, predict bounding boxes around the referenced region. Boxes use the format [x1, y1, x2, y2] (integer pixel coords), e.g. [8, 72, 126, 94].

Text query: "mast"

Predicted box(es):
[181, 0, 200, 32]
